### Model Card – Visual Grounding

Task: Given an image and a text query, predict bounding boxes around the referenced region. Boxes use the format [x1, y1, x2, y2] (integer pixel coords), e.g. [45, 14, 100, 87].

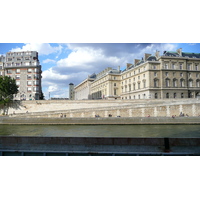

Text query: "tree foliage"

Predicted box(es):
[0, 76, 18, 105]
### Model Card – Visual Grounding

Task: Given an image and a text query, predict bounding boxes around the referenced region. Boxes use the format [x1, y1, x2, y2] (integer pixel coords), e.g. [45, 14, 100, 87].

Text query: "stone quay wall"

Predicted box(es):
[2, 98, 200, 118]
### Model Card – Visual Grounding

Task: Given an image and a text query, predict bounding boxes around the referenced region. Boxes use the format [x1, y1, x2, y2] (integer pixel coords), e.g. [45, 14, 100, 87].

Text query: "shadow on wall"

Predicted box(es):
[0, 100, 22, 115]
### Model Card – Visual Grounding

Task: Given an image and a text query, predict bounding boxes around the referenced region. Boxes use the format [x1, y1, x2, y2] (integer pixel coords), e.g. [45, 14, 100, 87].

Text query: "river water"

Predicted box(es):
[0, 124, 200, 137]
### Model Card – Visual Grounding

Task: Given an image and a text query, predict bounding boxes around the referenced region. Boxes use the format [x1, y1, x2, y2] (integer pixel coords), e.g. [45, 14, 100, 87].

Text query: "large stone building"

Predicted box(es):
[74, 48, 200, 100]
[2, 51, 42, 100]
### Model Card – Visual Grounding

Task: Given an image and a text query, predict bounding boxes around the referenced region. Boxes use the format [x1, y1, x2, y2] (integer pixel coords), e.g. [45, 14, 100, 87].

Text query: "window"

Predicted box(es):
[25, 62, 29, 66]
[143, 74, 145, 78]
[138, 76, 140, 80]
[27, 75, 32, 79]
[187, 64, 191, 70]
[138, 83, 140, 89]
[155, 93, 158, 99]
[180, 79, 184, 87]
[133, 83, 135, 90]
[34, 80, 39, 86]
[180, 73, 183, 77]
[16, 75, 20, 80]
[28, 68, 32, 73]
[129, 85, 131, 92]
[174, 93, 176, 98]
[166, 79, 170, 87]
[154, 79, 158, 87]
[27, 81, 32, 86]
[34, 75, 39, 80]
[8, 58, 12, 61]
[16, 69, 20, 73]
[27, 87, 32, 92]
[172, 63, 175, 69]
[114, 89, 117, 95]
[143, 94, 146, 99]
[153, 65, 156, 70]
[195, 65, 198, 71]
[173, 79, 177, 87]
[165, 72, 168, 76]
[196, 80, 200, 87]
[180, 64, 183, 70]
[16, 81, 20, 86]
[114, 83, 116, 86]
[181, 93, 184, 98]
[16, 63, 21, 66]
[143, 81, 146, 88]
[17, 57, 21, 61]
[138, 69, 140, 73]
[165, 63, 168, 69]
[7, 70, 12, 74]
[138, 95, 140, 99]
[189, 80, 193, 87]
[25, 57, 30, 60]
[166, 93, 169, 98]
[154, 72, 157, 77]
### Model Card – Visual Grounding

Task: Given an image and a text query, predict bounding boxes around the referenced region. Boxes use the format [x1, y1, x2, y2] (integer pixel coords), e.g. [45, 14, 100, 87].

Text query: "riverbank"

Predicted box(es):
[0, 116, 200, 125]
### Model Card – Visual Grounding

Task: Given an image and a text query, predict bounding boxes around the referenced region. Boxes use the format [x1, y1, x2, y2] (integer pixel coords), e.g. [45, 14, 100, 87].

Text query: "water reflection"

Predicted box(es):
[0, 124, 200, 138]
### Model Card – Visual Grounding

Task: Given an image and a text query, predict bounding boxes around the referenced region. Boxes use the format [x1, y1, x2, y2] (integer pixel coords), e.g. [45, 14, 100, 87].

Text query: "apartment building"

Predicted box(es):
[0, 55, 5, 77]
[74, 48, 200, 100]
[4, 51, 42, 100]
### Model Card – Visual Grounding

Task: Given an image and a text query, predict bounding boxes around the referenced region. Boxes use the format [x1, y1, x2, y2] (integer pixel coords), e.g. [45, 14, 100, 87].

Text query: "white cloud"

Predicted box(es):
[10, 43, 63, 55]
[41, 43, 179, 98]
[42, 59, 56, 64]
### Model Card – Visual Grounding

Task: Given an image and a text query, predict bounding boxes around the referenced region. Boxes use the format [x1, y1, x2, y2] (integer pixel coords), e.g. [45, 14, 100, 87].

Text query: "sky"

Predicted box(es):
[0, 43, 200, 99]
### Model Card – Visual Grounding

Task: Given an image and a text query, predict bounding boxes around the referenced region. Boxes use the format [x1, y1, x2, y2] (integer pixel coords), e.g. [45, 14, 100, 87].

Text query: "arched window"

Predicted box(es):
[189, 79, 193, 87]
[196, 79, 200, 87]
[173, 78, 177, 87]
[165, 78, 170, 87]
[154, 78, 159, 87]
[180, 78, 184, 87]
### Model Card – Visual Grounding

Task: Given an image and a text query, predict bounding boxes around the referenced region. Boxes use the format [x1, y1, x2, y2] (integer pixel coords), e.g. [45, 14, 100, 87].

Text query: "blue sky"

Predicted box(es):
[1, 43, 200, 99]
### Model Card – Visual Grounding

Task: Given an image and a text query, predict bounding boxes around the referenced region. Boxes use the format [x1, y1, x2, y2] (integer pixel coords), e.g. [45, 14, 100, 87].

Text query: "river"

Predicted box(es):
[0, 124, 200, 137]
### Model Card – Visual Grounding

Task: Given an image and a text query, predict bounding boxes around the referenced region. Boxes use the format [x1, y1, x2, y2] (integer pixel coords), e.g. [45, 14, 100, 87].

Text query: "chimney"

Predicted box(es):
[177, 48, 182, 56]
[126, 63, 132, 70]
[144, 53, 151, 61]
[155, 50, 160, 59]
[134, 59, 140, 66]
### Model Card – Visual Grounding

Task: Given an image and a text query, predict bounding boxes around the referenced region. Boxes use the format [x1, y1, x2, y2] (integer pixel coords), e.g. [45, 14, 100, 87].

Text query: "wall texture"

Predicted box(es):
[2, 99, 200, 118]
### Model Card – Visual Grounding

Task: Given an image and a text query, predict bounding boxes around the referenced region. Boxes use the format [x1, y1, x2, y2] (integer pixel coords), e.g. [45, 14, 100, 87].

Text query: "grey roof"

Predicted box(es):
[146, 55, 157, 61]
[89, 73, 96, 79]
[163, 51, 200, 58]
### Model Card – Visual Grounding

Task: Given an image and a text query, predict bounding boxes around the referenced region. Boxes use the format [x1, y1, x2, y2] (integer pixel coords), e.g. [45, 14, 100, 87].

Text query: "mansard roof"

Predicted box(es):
[88, 73, 96, 79]
[146, 55, 158, 61]
[163, 51, 200, 58]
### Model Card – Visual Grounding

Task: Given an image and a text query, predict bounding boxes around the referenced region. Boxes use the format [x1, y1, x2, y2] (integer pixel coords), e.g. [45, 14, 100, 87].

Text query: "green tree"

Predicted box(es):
[39, 91, 45, 100]
[0, 76, 18, 105]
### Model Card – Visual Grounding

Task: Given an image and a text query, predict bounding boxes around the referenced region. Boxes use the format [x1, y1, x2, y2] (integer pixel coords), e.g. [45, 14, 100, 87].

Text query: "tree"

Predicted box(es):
[39, 91, 45, 100]
[0, 76, 18, 105]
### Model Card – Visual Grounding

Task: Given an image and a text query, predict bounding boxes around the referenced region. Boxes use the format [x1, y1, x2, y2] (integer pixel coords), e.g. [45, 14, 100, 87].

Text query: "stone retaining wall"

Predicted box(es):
[1, 99, 200, 118]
